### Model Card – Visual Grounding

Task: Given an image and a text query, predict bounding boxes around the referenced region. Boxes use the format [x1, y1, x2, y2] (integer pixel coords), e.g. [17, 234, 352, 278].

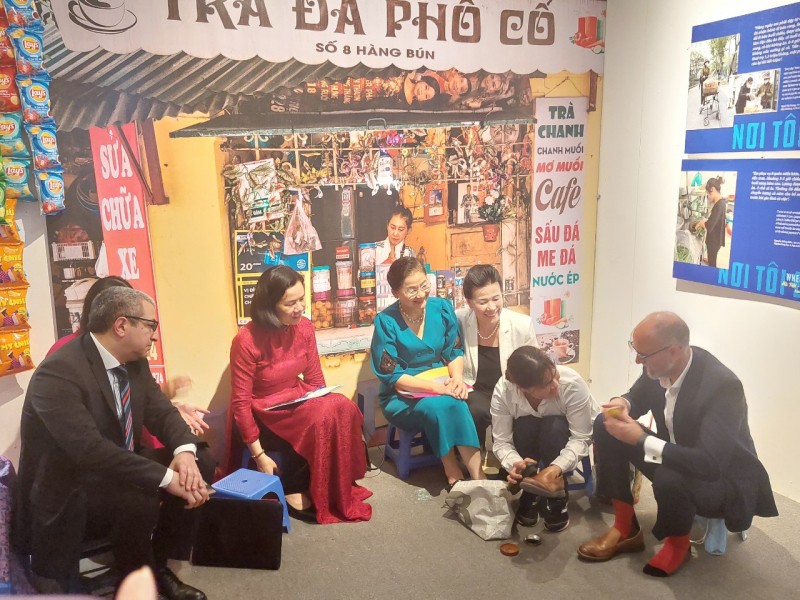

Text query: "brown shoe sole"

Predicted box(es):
[577, 529, 646, 562]
[520, 479, 566, 498]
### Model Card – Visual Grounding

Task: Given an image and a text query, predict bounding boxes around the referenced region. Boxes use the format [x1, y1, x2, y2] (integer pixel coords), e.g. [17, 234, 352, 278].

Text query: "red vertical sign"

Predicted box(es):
[89, 123, 166, 383]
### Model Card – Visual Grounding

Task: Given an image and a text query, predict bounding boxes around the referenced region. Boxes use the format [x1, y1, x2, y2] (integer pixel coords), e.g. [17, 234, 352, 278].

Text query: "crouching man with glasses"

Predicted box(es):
[577, 311, 777, 577]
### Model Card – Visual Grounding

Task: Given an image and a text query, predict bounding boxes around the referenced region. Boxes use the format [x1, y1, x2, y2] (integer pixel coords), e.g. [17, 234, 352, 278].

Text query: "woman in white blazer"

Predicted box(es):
[456, 265, 537, 445]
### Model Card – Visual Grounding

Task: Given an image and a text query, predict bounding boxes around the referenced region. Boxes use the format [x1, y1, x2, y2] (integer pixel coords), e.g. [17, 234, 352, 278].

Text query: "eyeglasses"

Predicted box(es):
[124, 315, 159, 332]
[627, 340, 671, 361]
[401, 282, 431, 298]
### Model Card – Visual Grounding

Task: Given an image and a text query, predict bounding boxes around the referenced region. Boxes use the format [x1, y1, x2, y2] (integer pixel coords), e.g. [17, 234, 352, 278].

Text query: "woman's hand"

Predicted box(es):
[174, 402, 210, 435]
[255, 453, 279, 475]
[443, 377, 469, 400]
[161, 375, 193, 400]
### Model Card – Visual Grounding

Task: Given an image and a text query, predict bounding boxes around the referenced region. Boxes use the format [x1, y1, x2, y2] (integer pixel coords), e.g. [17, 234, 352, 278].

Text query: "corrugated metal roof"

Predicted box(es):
[170, 109, 534, 137]
[44, 13, 391, 131]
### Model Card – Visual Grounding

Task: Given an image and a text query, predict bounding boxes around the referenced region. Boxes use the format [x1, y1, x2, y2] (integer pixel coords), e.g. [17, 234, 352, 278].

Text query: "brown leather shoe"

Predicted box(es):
[577, 527, 645, 562]
[520, 465, 565, 498]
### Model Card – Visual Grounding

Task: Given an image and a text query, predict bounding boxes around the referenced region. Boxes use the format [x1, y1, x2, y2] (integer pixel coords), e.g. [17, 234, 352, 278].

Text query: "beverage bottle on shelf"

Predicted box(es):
[341, 187, 354, 239]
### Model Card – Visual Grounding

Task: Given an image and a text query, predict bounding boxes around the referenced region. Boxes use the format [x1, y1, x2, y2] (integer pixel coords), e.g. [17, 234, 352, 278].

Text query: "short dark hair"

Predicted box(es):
[79, 276, 132, 332]
[386, 256, 426, 292]
[387, 206, 413, 230]
[87, 287, 153, 334]
[251, 265, 304, 329]
[505, 346, 555, 389]
[463, 264, 502, 300]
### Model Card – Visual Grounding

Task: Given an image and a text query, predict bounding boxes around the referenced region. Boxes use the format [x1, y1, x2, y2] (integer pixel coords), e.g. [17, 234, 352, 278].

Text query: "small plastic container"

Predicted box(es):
[359, 271, 376, 296]
[358, 242, 376, 272]
[311, 290, 333, 330]
[312, 265, 331, 293]
[357, 296, 377, 326]
[335, 260, 354, 291]
[333, 296, 357, 328]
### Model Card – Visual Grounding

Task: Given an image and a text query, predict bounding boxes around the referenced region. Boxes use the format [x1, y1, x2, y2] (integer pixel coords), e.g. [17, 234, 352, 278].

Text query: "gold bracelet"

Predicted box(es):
[252, 450, 266, 460]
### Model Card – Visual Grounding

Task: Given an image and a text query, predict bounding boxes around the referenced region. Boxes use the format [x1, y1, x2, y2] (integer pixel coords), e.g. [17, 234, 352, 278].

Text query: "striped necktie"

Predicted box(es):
[112, 365, 134, 451]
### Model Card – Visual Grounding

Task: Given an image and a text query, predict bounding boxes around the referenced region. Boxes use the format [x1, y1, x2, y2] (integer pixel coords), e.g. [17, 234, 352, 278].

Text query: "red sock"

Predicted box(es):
[643, 535, 690, 577]
[612, 500, 636, 538]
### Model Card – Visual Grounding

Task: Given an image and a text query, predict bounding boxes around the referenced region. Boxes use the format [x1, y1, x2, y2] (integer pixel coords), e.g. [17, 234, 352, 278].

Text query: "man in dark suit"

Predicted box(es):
[577, 312, 777, 576]
[17, 287, 213, 598]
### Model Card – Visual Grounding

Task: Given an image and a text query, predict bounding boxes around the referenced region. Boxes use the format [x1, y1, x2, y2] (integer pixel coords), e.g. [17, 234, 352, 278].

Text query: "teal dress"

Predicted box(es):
[370, 297, 479, 457]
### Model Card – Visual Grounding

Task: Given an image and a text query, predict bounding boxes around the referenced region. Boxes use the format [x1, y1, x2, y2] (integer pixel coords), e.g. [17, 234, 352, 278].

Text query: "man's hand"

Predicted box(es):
[173, 402, 210, 435]
[601, 397, 630, 421]
[603, 409, 645, 445]
[507, 458, 537, 485]
[165, 473, 210, 509]
[169, 451, 206, 495]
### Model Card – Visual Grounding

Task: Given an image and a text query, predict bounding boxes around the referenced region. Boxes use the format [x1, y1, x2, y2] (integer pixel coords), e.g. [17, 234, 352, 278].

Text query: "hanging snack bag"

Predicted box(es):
[0, 5, 8, 28]
[8, 25, 44, 76]
[0, 197, 19, 242]
[0, 112, 27, 157]
[2, 0, 42, 30]
[0, 284, 29, 330]
[18, 73, 52, 124]
[25, 121, 58, 169]
[2, 157, 32, 200]
[35, 166, 64, 215]
[0, 28, 15, 66]
[0, 170, 5, 225]
[0, 242, 25, 286]
[0, 329, 33, 377]
[0, 65, 21, 112]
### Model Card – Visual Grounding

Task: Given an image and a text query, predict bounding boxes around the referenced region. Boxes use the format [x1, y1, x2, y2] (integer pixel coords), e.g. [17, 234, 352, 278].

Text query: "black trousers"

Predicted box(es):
[512, 415, 570, 468]
[593, 414, 727, 539]
[513, 415, 570, 509]
[30, 446, 215, 587]
[707, 240, 721, 268]
[466, 389, 492, 448]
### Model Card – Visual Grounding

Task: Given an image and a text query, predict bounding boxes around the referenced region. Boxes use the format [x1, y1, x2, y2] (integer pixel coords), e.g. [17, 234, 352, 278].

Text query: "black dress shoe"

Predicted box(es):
[155, 567, 207, 600]
[287, 504, 318, 523]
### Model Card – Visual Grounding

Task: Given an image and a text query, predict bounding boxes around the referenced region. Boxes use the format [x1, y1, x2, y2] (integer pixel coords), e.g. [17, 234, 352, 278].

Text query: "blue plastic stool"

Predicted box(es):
[0, 581, 14, 595]
[694, 516, 748, 555]
[213, 468, 291, 533]
[565, 455, 594, 494]
[384, 424, 441, 480]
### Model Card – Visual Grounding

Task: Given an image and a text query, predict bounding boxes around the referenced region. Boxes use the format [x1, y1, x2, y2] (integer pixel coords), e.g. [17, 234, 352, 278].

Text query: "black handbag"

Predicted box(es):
[192, 497, 283, 570]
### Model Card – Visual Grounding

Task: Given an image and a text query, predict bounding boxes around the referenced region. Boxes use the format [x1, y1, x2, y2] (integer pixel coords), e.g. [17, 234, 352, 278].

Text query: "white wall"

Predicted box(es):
[592, 0, 800, 501]
[0, 201, 57, 464]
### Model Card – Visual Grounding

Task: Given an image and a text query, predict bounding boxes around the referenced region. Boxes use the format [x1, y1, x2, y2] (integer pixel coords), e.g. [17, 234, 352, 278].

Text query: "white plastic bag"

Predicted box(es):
[283, 191, 321, 254]
[444, 480, 514, 540]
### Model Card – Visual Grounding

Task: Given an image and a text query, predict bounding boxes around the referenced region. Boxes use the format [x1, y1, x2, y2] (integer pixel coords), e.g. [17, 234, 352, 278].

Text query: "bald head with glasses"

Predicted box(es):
[628, 312, 691, 385]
